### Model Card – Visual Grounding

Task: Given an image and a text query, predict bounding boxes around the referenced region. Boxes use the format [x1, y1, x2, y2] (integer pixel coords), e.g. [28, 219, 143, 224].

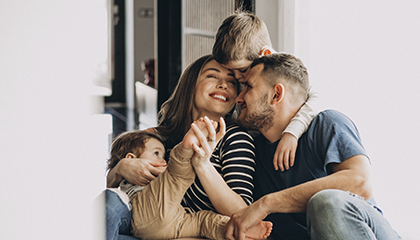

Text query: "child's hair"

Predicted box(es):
[212, 9, 272, 64]
[107, 130, 164, 170]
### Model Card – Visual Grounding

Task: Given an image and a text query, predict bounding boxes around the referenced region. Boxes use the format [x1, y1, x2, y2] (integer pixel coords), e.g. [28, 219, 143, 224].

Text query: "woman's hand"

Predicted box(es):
[273, 133, 298, 171]
[180, 116, 225, 159]
[190, 117, 226, 168]
[107, 157, 166, 187]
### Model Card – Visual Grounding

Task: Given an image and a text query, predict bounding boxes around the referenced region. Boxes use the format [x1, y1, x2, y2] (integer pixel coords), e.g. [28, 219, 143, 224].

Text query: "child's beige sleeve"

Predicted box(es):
[283, 89, 318, 139]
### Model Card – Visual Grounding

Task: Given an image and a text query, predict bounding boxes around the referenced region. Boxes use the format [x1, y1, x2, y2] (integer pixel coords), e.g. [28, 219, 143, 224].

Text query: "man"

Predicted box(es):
[225, 53, 400, 240]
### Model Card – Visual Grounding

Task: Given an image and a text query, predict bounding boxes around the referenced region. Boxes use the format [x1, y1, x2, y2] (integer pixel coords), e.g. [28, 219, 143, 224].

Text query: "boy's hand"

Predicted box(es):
[273, 133, 298, 171]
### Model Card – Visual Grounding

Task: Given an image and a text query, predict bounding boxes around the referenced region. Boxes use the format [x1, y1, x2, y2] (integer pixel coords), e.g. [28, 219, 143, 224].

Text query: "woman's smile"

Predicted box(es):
[193, 59, 238, 120]
[210, 92, 229, 102]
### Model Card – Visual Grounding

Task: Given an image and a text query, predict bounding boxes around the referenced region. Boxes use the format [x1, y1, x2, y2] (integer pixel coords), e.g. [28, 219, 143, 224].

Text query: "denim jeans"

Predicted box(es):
[307, 189, 401, 240]
[104, 189, 140, 240]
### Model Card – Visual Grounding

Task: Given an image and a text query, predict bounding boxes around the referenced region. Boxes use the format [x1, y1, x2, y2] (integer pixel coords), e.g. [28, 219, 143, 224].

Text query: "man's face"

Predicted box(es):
[236, 63, 275, 131]
[222, 59, 253, 83]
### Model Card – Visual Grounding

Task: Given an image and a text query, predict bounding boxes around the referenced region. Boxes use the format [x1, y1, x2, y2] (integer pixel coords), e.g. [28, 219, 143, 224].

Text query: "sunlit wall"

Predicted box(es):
[258, 1, 420, 239]
[0, 1, 110, 239]
[307, 2, 420, 239]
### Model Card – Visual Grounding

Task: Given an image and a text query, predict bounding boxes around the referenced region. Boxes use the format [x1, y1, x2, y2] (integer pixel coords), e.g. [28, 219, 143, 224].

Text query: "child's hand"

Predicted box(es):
[273, 133, 298, 171]
[181, 118, 213, 148]
[190, 117, 226, 168]
[180, 117, 222, 157]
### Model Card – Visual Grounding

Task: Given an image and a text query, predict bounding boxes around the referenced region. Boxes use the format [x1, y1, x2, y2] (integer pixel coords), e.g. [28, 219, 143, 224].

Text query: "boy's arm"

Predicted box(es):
[273, 90, 317, 171]
[283, 90, 317, 139]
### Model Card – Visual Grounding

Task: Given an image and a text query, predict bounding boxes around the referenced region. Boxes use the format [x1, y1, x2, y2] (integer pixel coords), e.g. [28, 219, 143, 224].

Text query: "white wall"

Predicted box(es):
[306, 2, 420, 239]
[259, 1, 420, 239]
[0, 1, 110, 239]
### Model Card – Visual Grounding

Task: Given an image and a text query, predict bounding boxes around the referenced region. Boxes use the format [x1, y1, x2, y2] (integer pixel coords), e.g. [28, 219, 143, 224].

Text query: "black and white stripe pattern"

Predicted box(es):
[181, 124, 256, 213]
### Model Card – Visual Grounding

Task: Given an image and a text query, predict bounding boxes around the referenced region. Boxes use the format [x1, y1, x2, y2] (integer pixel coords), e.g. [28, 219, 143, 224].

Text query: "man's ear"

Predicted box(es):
[271, 83, 285, 104]
[125, 153, 136, 159]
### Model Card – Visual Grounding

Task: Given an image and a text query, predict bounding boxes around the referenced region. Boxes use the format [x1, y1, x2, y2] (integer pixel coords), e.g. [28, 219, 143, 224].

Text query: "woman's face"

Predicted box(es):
[193, 59, 238, 120]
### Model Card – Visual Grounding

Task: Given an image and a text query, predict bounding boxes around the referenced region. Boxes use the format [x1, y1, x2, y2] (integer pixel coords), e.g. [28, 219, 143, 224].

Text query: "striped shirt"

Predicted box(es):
[181, 123, 256, 213]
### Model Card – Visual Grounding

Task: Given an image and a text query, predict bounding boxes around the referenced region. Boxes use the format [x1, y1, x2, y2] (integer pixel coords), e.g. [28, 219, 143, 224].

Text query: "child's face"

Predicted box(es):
[222, 59, 253, 83]
[139, 138, 167, 169]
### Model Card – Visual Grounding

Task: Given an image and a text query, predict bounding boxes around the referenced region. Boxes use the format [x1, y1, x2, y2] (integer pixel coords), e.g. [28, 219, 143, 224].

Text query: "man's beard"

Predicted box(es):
[237, 93, 274, 132]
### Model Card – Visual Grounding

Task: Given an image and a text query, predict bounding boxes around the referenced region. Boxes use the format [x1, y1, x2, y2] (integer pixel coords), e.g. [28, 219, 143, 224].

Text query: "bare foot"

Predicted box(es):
[245, 221, 273, 240]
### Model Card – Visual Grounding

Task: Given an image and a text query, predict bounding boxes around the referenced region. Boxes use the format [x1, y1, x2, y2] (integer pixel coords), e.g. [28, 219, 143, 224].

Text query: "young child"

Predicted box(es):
[107, 117, 272, 240]
[212, 10, 317, 171]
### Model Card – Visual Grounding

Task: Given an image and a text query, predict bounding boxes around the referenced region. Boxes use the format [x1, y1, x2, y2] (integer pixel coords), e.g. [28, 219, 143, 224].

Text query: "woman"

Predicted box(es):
[106, 54, 256, 239]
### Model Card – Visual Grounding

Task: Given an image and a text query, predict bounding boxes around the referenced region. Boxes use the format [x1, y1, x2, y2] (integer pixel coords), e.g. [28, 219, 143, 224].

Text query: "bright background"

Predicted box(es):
[308, 2, 420, 239]
[1, 1, 419, 239]
[258, 1, 420, 239]
[0, 1, 109, 239]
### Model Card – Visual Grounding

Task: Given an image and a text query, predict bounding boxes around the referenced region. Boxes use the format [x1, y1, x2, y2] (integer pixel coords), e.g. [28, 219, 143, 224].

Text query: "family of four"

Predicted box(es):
[102, 10, 401, 240]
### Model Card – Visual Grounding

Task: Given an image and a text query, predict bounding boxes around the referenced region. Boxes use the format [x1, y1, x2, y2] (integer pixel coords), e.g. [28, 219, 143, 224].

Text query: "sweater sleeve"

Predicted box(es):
[283, 89, 318, 139]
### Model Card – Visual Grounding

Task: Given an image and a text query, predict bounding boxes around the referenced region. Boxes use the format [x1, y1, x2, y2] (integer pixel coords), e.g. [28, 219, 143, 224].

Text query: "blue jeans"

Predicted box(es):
[105, 189, 140, 240]
[307, 189, 401, 240]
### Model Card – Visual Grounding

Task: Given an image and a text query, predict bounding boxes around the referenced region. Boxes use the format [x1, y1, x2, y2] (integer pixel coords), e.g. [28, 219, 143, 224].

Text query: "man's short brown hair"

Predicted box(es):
[252, 53, 310, 105]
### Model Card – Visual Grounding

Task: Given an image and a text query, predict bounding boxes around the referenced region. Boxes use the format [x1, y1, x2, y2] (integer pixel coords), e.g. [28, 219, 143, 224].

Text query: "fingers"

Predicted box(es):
[224, 219, 235, 240]
[149, 165, 165, 177]
[276, 152, 285, 172]
[216, 117, 226, 142]
[192, 143, 205, 158]
[135, 174, 154, 186]
[191, 122, 210, 149]
[236, 227, 246, 240]
[195, 116, 226, 141]
[273, 154, 279, 171]
[203, 116, 216, 143]
[290, 151, 295, 167]
[136, 160, 167, 185]
[283, 151, 290, 170]
[139, 170, 157, 184]
[274, 147, 293, 171]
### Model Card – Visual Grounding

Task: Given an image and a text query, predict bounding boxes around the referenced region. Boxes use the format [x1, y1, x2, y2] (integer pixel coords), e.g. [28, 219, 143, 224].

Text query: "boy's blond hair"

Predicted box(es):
[212, 10, 272, 64]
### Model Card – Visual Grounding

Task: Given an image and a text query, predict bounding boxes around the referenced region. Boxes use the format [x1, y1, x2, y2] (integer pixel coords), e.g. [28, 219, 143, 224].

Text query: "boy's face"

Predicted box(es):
[222, 59, 253, 83]
[139, 138, 167, 170]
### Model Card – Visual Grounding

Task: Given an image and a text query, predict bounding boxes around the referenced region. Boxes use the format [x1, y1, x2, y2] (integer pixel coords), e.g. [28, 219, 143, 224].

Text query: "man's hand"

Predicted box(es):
[224, 198, 270, 240]
[118, 158, 166, 186]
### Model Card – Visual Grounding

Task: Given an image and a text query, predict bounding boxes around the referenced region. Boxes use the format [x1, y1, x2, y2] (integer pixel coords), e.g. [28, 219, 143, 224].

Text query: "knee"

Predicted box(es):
[307, 189, 348, 220]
